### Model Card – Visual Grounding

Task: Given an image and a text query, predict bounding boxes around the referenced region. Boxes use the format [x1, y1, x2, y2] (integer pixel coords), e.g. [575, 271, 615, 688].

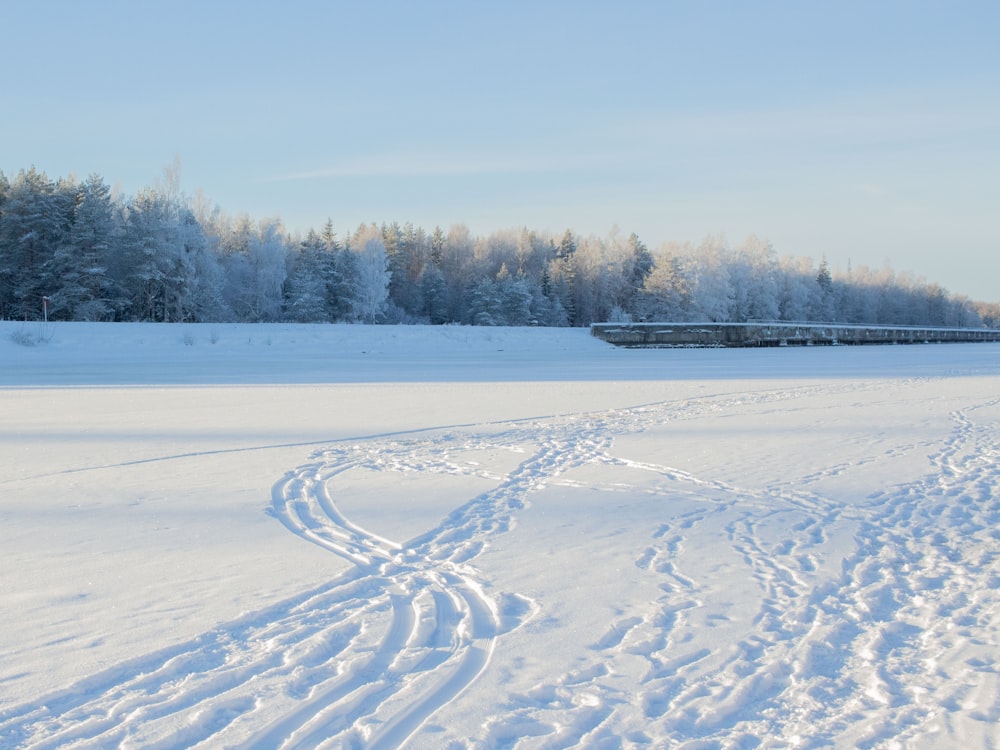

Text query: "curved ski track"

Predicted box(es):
[3, 377, 998, 748]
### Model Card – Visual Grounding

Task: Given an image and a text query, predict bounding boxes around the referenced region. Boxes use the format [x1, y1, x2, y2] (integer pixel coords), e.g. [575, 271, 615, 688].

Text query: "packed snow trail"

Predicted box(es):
[2, 377, 999, 748]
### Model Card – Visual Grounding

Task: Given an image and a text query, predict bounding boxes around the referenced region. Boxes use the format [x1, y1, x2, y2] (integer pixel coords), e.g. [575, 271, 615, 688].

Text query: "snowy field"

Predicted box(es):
[2, 321, 999, 749]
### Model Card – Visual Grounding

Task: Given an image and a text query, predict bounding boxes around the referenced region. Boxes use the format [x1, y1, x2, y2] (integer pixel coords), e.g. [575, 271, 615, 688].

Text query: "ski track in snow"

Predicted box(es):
[3, 378, 999, 748]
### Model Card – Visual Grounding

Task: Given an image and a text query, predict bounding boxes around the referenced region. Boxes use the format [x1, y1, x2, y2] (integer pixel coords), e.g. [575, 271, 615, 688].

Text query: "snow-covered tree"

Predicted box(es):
[47, 174, 119, 320]
[351, 224, 391, 323]
[496, 266, 534, 326]
[624, 232, 654, 316]
[419, 263, 450, 324]
[285, 230, 332, 322]
[246, 220, 288, 322]
[684, 236, 733, 322]
[0, 168, 75, 319]
[775, 256, 821, 322]
[730, 235, 780, 322]
[440, 224, 475, 322]
[118, 186, 201, 322]
[0, 163, 988, 328]
[635, 247, 689, 321]
[468, 277, 503, 325]
[220, 218, 288, 322]
[179, 208, 229, 321]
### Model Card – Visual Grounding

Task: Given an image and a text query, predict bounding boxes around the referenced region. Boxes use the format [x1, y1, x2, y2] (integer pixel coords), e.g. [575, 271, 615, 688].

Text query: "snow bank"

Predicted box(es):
[4, 320, 998, 385]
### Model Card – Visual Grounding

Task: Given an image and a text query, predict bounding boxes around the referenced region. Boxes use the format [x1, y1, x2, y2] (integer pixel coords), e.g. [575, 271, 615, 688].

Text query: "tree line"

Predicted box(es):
[0, 166, 993, 328]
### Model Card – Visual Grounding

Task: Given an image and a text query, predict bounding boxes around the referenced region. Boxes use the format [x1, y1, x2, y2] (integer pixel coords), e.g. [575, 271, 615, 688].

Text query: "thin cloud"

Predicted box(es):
[265, 150, 616, 182]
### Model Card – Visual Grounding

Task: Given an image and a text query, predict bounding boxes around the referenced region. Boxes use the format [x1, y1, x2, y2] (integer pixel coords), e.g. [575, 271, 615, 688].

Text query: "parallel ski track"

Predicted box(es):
[4, 377, 996, 748]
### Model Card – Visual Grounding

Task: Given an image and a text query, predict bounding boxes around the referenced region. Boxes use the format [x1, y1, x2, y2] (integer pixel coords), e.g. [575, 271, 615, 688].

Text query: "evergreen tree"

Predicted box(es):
[284, 230, 330, 322]
[327, 246, 359, 321]
[551, 229, 578, 324]
[468, 277, 502, 325]
[498, 275, 533, 326]
[0, 163, 987, 328]
[119, 187, 195, 321]
[625, 233, 654, 315]
[420, 263, 450, 323]
[557, 229, 576, 261]
[0, 168, 74, 319]
[314, 219, 357, 320]
[48, 174, 119, 320]
[321, 218, 337, 248]
[430, 225, 445, 267]
[815, 257, 836, 321]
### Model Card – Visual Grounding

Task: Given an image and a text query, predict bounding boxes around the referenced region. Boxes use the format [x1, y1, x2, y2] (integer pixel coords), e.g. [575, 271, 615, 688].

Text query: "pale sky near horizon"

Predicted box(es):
[4, 1, 999, 301]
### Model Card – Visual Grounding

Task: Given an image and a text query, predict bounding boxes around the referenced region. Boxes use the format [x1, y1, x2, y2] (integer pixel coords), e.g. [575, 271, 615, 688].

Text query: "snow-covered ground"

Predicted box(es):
[2, 321, 999, 749]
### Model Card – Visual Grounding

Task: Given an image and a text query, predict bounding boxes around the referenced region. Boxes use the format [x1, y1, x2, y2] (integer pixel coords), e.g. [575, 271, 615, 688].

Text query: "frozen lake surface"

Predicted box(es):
[2, 322, 998, 748]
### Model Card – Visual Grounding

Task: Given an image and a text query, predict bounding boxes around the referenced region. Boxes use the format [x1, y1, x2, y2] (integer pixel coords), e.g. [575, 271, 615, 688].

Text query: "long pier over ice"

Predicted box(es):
[591, 322, 1000, 348]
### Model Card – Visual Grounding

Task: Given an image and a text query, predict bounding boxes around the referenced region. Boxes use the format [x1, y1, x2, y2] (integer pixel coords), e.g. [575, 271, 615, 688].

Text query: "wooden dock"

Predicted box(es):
[591, 322, 1000, 348]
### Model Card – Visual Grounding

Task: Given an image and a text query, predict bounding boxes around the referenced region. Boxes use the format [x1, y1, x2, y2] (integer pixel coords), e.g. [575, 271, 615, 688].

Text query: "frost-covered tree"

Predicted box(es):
[552, 229, 579, 324]
[635, 247, 689, 321]
[220, 218, 288, 322]
[246, 220, 288, 322]
[810, 258, 836, 321]
[468, 277, 503, 325]
[440, 224, 475, 322]
[178, 207, 231, 321]
[419, 263, 450, 324]
[285, 230, 332, 322]
[48, 174, 119, 320]
[351, 224, 391, 323]
[774, 256, 821, 322]
[624, 233, 654, 316]
[531, 286, 569, 327]
[0, 163, 988, 327]
[392, 222, 431, 316]
[683, 236, 733, 322]
[731, 236, 780, 321]
[0, 168, 75, 319]
[429, 225, 445, 267]
[118, 186, 198, 321]
[496, 265, 534, 326]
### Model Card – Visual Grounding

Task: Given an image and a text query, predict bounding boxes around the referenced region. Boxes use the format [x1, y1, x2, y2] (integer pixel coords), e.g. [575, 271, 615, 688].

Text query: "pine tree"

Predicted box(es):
[499, 275, 533, 326]
[0, 168, 76, 319]
[48, 174, 118, 320]
[468, 277, 502, 325]
[321, 218, 337, 249]
[285, 231, 330, 322]
[119, 188, 187, 321]
[815, 257, 836, 321]
[430, 225, 445, 267]
[625, 232, 654, 316]
[552, 229, 578, 324]
[420, 263, 450, 324]
[557, 229, 576, 261]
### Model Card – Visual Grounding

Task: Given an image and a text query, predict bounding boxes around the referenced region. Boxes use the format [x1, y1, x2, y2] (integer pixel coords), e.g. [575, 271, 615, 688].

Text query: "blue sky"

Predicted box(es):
[4, 1, 999, 301]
